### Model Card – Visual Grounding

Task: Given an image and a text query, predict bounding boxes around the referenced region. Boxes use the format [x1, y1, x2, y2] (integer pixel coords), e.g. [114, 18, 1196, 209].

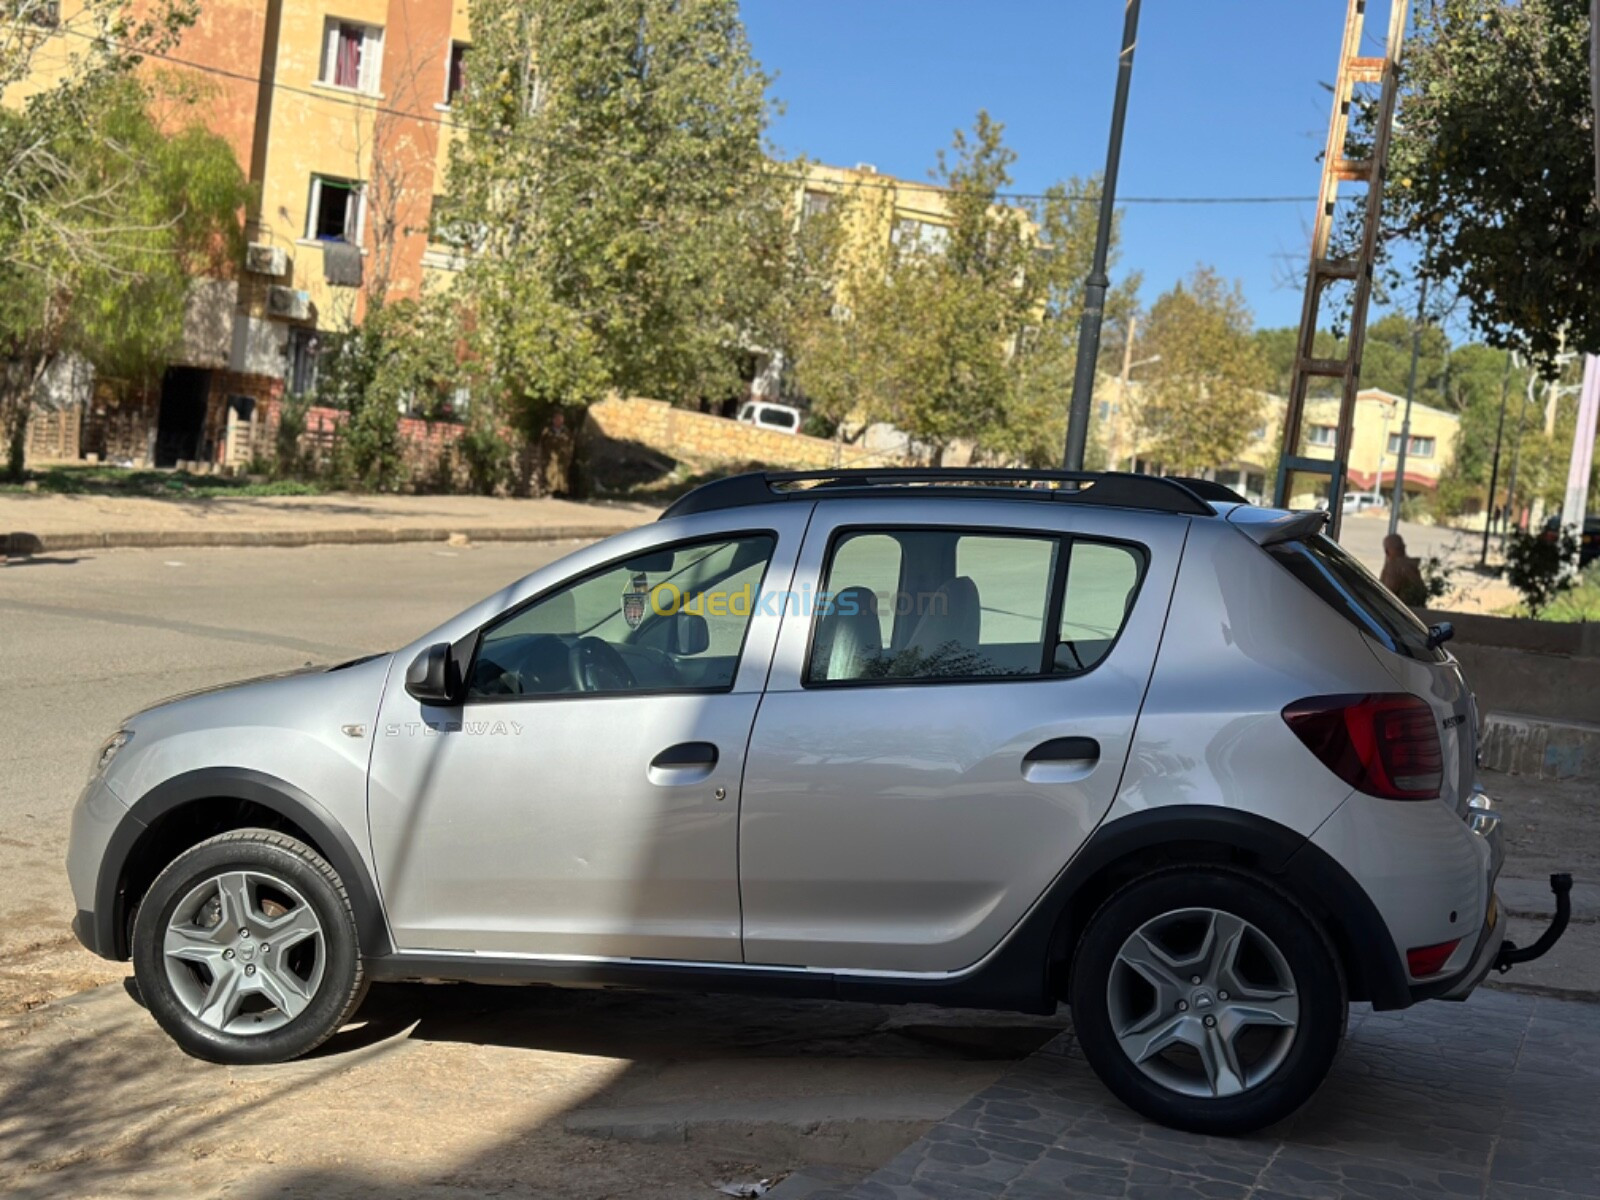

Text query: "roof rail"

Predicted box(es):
[1165, 476, 1249, 505]
[659, 468, 1217, 520]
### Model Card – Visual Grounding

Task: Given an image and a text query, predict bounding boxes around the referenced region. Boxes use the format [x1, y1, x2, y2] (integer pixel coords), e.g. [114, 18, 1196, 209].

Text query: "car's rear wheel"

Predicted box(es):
[131, 829, 367, 1064]
[1068, 867, 1346, 1135]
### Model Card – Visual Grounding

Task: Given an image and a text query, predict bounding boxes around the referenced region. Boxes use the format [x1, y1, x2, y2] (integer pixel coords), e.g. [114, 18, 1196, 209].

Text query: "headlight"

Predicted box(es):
[92, 730, 132, 778]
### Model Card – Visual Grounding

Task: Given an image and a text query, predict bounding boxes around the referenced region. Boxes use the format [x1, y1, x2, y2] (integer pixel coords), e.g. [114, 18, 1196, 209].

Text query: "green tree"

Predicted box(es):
[1388, 0, 1600, 364]
[1357, 313, 1451, 400]
[786, 115, 1130, 467]
[444, 0, 786, 442]
[0, 59, 247, 475]
[1135, 268, 1269, 474]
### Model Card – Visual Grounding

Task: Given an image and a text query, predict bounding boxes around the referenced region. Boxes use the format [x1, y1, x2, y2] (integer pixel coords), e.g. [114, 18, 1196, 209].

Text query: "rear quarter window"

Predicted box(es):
[1265, 534, 1443, 662]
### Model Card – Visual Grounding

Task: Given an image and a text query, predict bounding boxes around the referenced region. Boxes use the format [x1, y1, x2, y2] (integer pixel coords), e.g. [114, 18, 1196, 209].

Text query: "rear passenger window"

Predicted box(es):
[810, 528, 1143, 685]
[812, 530, 1058, 682]
[1056, 542, 1144, 675]
[827, 533, 902, 646]
[956, 535, 1053, 646]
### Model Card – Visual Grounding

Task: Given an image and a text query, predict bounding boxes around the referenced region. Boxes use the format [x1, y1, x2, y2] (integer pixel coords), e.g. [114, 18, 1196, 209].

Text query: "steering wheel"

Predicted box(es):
[569, 636, 638, 693]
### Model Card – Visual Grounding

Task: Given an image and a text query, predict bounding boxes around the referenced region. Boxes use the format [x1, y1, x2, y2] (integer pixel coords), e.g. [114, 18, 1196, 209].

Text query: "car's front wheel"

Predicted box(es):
[1069, 866, 1347, 1135]
[131, 829, 367, 1063]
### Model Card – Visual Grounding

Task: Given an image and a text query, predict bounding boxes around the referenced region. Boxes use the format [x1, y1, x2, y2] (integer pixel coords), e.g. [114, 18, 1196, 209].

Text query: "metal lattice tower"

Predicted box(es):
[1273, 0, 1410, 539]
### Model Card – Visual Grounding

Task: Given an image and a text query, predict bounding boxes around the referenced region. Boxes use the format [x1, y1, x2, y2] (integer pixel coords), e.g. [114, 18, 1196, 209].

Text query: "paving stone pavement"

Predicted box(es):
[809, 989, 1600, 1200]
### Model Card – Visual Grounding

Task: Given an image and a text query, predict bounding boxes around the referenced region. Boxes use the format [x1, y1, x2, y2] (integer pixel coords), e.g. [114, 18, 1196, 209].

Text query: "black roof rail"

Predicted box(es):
[1165, 476, 1249, 505]
[659, 468, 1217, 520]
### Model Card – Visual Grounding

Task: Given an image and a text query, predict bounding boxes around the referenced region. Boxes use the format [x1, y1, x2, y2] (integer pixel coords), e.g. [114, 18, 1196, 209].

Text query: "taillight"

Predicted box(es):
[1406, 940, 1460, 977]
[1282, 693, 1443, 800]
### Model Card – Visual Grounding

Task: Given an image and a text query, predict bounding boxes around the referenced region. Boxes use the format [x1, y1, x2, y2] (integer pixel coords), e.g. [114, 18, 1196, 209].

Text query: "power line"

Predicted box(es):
[53, 24, 1322, 208]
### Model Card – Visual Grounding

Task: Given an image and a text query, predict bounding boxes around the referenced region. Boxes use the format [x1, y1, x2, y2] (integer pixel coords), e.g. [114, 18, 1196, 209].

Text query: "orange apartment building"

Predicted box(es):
[9, 0, 471, 468]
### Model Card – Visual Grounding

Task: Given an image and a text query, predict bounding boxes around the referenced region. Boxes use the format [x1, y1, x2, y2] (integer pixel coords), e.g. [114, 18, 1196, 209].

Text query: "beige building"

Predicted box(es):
[1110, 387, 1460, 506]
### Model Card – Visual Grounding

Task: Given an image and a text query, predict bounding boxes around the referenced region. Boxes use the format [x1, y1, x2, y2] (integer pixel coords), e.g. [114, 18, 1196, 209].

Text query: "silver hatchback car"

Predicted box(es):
[66, 469, 1569, 1135]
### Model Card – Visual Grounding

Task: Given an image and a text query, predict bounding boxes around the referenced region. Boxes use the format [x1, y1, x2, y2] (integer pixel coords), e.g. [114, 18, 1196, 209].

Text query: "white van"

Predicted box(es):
[736, 400, 803, 435]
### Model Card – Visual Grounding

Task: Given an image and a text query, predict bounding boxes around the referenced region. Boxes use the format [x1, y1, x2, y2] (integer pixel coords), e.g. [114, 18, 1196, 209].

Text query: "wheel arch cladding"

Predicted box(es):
[96, 768, 393, 961]
[1046, 807, 1411, 1011]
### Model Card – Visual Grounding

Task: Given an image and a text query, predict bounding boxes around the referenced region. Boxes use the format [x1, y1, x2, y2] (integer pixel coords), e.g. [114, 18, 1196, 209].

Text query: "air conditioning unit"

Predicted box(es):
[245, 243, 289, 277]
[266, 286, 312, 321]
[855, 162, 877, 175]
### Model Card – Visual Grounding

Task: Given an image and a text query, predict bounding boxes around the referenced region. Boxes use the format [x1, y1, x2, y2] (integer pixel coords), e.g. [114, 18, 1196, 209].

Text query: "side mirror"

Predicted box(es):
[405, 642, 462, 705]
[671, 613, 710, 656]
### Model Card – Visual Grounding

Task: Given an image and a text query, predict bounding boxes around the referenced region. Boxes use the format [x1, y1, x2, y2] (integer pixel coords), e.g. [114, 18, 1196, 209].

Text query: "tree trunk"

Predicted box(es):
[2, 355, 50, 480]
[3, 397, 29, 481]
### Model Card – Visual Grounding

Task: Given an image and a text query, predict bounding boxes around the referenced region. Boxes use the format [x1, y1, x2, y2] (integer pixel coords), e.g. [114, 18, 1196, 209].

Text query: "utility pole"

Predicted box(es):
[1064, 0, 1141, 471]
[1388, 273, 1428, 536]
[1503, 367, 1537, 538]
[1561, 355, 1600, 556]
[1479, 352, 1514, 568]
[1592, 0, 1600, 206]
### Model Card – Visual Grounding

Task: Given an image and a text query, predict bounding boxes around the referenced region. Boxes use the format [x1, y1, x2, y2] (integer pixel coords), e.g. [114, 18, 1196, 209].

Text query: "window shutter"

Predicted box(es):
[360, 27, 383, 93]
[344, 186, 364, 243]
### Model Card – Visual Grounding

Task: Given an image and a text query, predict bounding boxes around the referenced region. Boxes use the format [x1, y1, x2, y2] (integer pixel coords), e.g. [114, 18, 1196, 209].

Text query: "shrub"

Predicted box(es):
[1503, 528, 1579, 617]
[457, 415, 512, 496]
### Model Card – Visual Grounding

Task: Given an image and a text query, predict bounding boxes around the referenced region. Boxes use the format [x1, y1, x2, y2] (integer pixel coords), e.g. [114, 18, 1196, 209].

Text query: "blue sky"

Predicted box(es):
[742, 0, 1408, 333]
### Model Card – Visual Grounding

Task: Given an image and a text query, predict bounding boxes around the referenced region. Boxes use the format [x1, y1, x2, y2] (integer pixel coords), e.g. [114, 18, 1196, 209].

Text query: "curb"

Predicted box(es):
[26, 524, 638, 553]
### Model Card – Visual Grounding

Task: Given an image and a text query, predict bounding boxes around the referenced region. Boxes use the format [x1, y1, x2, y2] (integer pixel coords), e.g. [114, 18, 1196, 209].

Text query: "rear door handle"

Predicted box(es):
[1022, 736, 1100, 784]
[648, 741, 719, 786]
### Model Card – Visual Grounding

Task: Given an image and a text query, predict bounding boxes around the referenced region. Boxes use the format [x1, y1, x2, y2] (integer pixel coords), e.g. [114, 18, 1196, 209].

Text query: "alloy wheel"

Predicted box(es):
[1106, 906, 1300, 1098]
[162, 870, 326, 1036]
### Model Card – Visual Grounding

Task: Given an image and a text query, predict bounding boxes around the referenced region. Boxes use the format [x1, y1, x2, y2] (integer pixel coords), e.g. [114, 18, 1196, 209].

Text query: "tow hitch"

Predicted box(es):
[1495, 873, 1573, 973]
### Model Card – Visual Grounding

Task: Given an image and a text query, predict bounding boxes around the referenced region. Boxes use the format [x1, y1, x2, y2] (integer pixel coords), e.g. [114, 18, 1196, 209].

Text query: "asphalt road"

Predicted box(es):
[0, 539, 588, 1011]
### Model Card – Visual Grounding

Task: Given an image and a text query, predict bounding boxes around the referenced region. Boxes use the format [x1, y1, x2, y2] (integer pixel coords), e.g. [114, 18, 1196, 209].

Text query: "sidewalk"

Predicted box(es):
[799, 988, 1600, 1200]
[0, 491, 657, 552]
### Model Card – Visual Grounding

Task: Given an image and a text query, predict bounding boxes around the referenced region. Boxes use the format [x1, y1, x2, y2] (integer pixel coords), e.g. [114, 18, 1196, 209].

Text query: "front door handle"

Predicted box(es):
[648, 741, 719, 786]
[1022, 736, 1100, 784]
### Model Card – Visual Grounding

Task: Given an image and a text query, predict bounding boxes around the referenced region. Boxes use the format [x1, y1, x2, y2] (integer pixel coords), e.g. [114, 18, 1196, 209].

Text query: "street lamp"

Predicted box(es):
[1374, 400, 1396, 505]
[1064, 0, 1143, 471]
[1108, 353, 1160, 472]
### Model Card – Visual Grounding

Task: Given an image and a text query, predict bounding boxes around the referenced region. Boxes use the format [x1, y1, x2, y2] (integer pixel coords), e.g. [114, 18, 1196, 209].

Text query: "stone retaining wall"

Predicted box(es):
[586, 396, 902, 471]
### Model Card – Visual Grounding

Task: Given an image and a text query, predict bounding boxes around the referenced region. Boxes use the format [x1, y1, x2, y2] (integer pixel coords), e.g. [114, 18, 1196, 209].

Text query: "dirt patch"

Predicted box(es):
[1489, 770, 1600, 881]
[0, 934, 125, 1016]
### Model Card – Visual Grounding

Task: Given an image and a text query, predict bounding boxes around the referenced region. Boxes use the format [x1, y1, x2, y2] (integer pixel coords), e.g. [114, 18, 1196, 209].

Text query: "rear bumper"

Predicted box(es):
[1312, 790, 1498, 1005]
[1420, 891, 1506, 1002]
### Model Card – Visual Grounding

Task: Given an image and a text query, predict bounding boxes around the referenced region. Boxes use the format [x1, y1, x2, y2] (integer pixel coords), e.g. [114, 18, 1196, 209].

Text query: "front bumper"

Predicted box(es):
[65, 775, 140, 961]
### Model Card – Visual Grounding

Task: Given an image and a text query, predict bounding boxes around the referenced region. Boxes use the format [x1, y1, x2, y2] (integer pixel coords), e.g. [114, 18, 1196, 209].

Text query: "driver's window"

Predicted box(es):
[468, 535, 776, 699]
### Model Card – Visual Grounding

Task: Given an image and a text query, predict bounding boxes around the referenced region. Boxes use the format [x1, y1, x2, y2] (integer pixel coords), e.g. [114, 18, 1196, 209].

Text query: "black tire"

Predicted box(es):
[1068, 866, 1346, 1136]
[131, 828, 368, 1064]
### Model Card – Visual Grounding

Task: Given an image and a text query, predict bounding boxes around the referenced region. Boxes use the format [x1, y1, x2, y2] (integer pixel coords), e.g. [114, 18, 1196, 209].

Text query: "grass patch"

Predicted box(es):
[0, 466, 326, 499]
[1498, 564, 1600, 622]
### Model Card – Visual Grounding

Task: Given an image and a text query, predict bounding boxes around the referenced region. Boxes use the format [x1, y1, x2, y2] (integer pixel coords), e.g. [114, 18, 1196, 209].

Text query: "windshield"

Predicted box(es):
[1265, 534, 1443, 662]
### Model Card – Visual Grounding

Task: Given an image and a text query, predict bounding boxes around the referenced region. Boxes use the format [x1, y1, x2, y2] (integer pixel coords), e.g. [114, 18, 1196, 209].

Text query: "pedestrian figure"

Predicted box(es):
[538, 408, 574, 497]
[1380, 533, 1428, 606]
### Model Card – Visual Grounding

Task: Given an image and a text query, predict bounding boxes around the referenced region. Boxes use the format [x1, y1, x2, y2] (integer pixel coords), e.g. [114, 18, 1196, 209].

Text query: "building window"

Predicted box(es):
[444, 41, 468, 105]
[286, 327, 320, 397]
[6, 1, 60, 27]
[801, 189, 832, 220]
[1387, 433, 1436, 458]
[307, 175, 365, 243]
[891, 217, 950, 258]
[321, 20, 382, 93]
[1307, 424, 1337, 447]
